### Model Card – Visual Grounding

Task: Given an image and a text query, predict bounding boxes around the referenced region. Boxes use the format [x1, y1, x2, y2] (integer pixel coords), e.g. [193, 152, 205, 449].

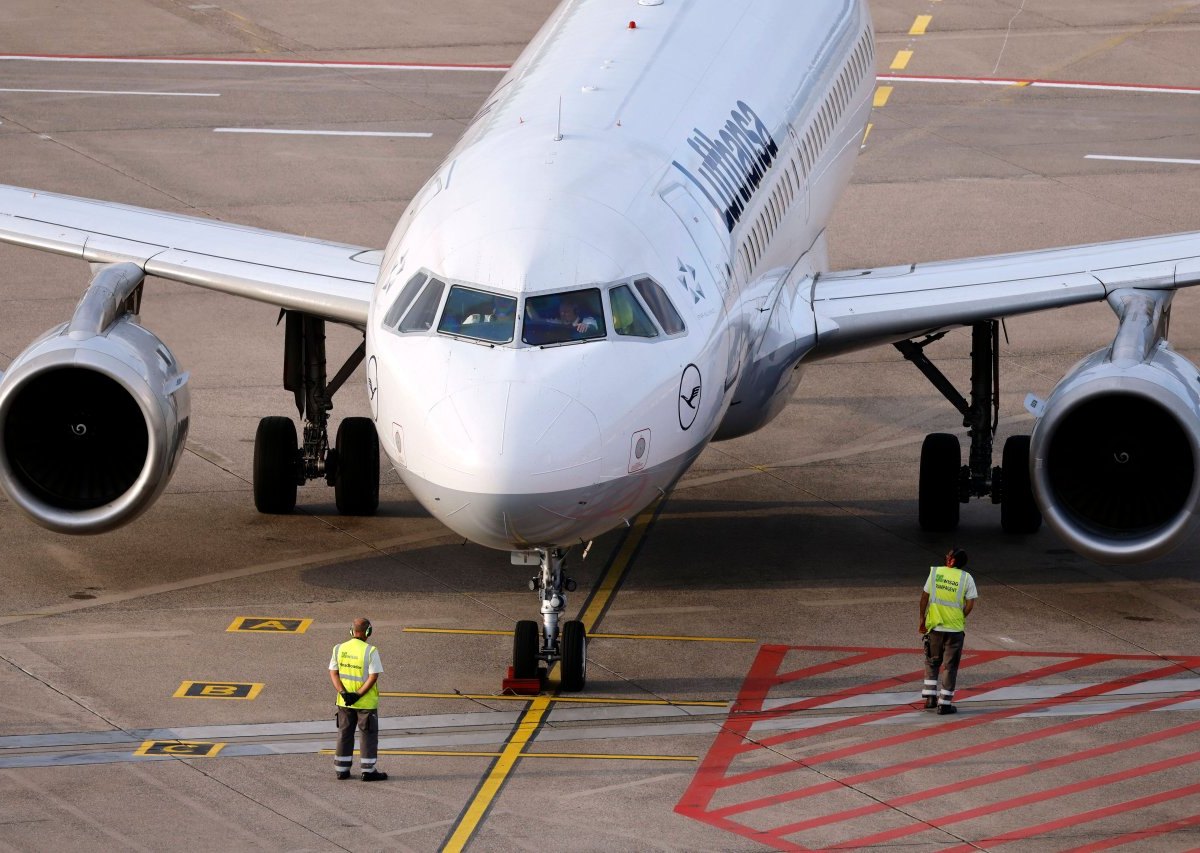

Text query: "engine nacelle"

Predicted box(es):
[1031, 340, 1200, 563]
[0, 265, 189, 534]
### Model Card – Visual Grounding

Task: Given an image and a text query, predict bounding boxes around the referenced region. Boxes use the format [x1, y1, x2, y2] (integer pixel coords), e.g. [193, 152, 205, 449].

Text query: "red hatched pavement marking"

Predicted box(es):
[1059, 812, 1200, 852]
[676, 644, 1200, 851]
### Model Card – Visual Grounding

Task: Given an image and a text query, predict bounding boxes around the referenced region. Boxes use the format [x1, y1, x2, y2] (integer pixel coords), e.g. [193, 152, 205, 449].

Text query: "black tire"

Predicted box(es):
[253, 416, 298, 514]
[513, 620, 540, 680]
[919, 433, 961, 531]
[560, 620, 587, 692]
[334, 417, 380, 516]
[1001, 435, 1042, 534]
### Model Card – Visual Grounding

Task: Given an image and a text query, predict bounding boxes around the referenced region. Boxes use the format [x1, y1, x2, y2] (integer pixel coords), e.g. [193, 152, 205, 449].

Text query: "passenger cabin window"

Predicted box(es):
[522, 288, 606, 346]
[383, 272, 427, 327]
[437, 285, 516, 343]
[610, 285, 658, 338]
[398, 277, 445, 333]
[634, 278, 686, 334]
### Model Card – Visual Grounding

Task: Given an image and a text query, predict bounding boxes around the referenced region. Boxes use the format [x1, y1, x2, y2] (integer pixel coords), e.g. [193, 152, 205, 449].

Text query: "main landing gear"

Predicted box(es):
[513, 549, 588, 691]
[896, 321, 1042, 535]
[253, 312, 379, 516]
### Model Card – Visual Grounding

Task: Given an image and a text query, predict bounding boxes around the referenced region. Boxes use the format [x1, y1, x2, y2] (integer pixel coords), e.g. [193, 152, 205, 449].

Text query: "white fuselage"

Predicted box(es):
[366, 0, 876, 550]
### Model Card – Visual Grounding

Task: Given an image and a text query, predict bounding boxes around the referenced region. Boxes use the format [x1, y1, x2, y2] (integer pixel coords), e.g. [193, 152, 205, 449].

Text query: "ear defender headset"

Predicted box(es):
[351, 621, 373, 638]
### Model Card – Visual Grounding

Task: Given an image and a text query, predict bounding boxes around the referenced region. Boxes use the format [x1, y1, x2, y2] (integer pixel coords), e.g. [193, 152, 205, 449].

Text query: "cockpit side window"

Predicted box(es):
[398, 278, 445, 333]
[522, 288, 607, 346]
[383, 272, 427, 328]
[634, 277, 686, 335]
[438, 285, 517, 344]
[609, 285, 658, 338]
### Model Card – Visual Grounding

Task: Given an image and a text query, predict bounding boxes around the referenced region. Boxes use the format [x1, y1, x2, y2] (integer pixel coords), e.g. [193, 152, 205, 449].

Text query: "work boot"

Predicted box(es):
[923, 697, 938, 710]
[335, 771, 350, 780]
[937, 703, 957, 715]
[361, 770, 388, 781]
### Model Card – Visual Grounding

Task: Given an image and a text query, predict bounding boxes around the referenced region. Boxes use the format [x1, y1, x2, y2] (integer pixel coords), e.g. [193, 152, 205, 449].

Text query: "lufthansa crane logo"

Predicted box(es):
[678, 364, 702, 431]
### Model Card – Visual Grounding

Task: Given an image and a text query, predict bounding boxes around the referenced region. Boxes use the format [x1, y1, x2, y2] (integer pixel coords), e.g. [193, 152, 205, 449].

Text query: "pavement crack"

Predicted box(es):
[990, 0, 1031, 75]
[173, 761, 357, 852]
[0, 650, 134, 739]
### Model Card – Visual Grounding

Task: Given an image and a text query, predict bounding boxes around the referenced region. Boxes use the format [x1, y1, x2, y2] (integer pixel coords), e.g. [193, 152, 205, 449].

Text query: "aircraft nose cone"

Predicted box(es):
[422, 382, 602, 491]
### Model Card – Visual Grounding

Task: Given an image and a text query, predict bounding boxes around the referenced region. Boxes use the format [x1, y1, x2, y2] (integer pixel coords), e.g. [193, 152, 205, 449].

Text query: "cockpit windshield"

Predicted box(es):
[437, 285, 517, 344]
[381, 270, 684, 348]
[522, 288, 607, 346]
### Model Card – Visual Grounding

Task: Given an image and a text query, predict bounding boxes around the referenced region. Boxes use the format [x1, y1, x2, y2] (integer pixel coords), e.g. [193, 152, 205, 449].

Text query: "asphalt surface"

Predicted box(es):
[1, 1, 1199, 850]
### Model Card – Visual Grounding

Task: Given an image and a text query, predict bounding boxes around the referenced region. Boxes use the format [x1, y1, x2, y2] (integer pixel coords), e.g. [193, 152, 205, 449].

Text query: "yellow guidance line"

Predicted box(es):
[403, 627, 754, 643]
[320, 748, 695, 761]
[379, 691, 727, 707]
[443, 696, 551, 851]
[578, 497, 661, 633]
[910, 14, 932, 35]
[891, 49, 913, 70]
[442, 498, 663, 852]
[873, 86, 893, 108]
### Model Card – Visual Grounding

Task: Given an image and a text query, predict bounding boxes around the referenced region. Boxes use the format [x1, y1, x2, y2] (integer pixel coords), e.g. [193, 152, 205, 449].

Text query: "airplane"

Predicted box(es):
[2, 0, 1199, 692]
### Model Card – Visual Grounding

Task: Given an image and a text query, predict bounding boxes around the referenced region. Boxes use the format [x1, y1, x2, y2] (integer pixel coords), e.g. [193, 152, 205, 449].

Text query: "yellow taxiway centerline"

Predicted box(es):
[403, 627, 755, 643]
[321, 749, 696, 761]
[441, 498, 665, 852]
[379, 691, 727, 707]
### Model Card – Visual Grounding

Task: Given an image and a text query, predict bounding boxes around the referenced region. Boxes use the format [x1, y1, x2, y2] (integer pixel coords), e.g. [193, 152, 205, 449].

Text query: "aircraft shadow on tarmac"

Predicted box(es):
[297, 495, 1200, 595]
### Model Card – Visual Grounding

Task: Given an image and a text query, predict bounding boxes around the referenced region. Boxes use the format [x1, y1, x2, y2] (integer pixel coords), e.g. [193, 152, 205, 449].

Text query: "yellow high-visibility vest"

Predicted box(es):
[925, 566, 966, 632]
[333, 638, 379, 710]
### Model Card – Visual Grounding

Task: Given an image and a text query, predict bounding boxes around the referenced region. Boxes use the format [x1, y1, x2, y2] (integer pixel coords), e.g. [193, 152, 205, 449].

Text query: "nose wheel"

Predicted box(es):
[510, 549, 587, 691]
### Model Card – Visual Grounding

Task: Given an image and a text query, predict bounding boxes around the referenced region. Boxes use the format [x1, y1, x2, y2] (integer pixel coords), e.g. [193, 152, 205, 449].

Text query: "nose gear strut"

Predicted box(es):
[511, 548, 587, 692]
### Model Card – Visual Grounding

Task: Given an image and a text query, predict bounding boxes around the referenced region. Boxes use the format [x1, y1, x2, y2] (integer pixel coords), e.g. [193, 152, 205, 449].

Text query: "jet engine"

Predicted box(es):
[1030, 289, 1200, 563]
[0, 264, 189, 534]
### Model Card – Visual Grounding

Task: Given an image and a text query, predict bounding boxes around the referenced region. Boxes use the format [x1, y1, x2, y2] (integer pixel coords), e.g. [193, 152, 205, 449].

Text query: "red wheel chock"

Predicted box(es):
[501, 666, 542, 695]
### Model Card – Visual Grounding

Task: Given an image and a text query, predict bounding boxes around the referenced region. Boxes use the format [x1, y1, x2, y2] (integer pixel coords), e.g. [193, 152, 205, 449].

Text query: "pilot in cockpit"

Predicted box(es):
[556, 299, 598, 336]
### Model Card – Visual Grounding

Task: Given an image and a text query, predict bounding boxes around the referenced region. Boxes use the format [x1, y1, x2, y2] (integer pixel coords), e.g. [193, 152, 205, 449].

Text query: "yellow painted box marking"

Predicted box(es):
[173, 680, 264, 700]
[227, 616, 313, 634]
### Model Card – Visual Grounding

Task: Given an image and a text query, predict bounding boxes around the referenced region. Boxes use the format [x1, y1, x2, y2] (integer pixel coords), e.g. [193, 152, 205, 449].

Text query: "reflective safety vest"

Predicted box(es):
[333, 638, 380, 710]
[925, 566, 967, 632]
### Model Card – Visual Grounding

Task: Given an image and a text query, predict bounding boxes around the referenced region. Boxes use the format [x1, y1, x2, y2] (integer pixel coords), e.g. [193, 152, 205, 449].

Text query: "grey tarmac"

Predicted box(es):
[1, 1, 1200, 851]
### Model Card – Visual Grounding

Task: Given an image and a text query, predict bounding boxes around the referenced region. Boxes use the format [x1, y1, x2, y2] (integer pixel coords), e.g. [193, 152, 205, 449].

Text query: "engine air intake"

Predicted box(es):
[1046, 392, 1193, 537]
[3, 368, 149, 511]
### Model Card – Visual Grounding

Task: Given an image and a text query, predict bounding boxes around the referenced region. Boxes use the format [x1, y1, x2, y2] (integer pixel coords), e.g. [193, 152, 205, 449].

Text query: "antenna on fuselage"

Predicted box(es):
[554, 97, 563, 142]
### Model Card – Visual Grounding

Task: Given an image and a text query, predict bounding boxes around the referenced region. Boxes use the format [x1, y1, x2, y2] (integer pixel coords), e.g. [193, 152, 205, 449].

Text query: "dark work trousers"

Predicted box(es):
[923, 630, 965, 707]
[334, 707, 379, 773]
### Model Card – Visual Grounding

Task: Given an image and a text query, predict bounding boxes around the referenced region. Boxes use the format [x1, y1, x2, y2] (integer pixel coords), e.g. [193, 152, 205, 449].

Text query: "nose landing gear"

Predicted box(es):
[512, 548, 587, 691]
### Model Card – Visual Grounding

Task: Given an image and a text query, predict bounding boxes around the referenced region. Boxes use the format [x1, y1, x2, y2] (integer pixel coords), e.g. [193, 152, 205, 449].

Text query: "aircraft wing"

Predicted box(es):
[0, 184, 379, 326]
[810, 231, 1200, 356]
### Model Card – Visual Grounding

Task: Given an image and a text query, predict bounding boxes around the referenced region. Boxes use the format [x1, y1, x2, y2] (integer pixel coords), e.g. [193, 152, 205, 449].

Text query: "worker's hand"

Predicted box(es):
[340, 691, 359, 705]
[918, 621, 926, 635]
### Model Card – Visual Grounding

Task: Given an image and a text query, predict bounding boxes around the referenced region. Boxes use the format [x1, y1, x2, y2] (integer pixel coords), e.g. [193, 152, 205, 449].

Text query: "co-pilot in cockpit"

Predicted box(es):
[438, 286, 518, 343]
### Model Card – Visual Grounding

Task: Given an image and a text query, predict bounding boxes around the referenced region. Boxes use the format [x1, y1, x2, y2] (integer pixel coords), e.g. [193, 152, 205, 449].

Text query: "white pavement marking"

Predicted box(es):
[1087, 154, 1200, 166]
[0, 87, 218, 97]
[878, 74, 1200, 96]
[0, 54, 505, 72]
[213, 128, 432, 138]
[0, 630, 191, 644]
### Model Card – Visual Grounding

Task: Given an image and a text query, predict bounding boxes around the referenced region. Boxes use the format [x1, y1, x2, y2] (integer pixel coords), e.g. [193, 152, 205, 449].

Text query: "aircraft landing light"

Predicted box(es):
[402, 627, 756, 643]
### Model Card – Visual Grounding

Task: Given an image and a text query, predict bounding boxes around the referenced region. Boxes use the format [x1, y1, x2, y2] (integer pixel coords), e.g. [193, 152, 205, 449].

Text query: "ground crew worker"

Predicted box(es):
[328, 617, 387, 780]
[919, 548, 977, 715]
